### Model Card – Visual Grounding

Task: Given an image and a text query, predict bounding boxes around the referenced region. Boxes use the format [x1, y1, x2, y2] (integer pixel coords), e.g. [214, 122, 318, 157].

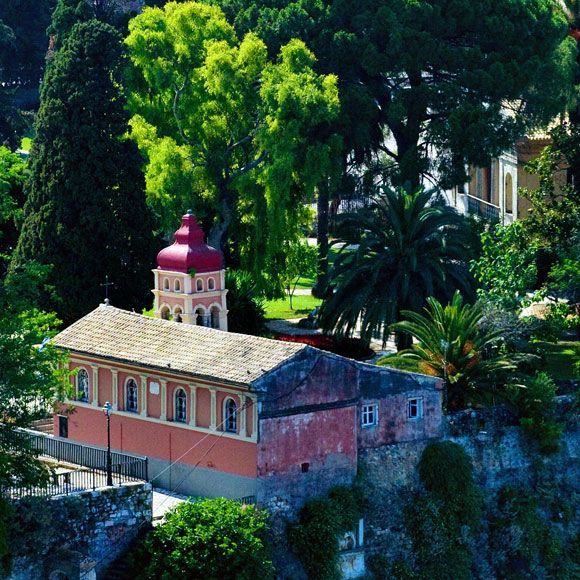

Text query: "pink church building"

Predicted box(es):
[53, 213, 444, 505]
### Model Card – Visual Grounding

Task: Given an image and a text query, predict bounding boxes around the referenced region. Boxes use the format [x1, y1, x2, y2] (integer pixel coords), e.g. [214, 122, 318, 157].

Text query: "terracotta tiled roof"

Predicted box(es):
[54, 305, 306, 386]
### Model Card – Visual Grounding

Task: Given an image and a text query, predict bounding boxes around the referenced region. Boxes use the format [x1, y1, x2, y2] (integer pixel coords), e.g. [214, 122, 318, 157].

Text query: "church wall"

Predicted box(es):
[196, 387, 212, 427]
[146, 378, 162, 418]
[61, 405, 257, 479]
[98, 367, 112, 407]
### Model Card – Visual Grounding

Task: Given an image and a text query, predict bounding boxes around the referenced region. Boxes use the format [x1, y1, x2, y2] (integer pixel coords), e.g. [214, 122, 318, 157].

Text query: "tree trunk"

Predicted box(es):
[312, 179, 330, 298]
[208, 184, 235, 255]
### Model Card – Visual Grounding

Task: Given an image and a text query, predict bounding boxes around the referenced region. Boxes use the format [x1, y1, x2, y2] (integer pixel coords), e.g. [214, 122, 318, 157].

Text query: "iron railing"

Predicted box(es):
[0, 427, 148, 499]
[17, 429, 148, 482]
[466, 194, 500, 221]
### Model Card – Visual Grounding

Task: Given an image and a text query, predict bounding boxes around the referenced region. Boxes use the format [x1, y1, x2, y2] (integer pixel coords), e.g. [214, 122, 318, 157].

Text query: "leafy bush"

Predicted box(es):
[404, 442, 482, 579]
[489, 486, 569, 577]
[288, 486, 364, 580]
[225, 271, 266, 336]
[136, 498, 273, 579]
[507, 372, 562, 453]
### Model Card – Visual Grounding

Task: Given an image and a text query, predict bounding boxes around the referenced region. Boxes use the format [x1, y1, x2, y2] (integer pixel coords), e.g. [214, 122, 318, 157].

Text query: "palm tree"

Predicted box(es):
[392, 292, 517, 410]
[318, 187, 474, 349]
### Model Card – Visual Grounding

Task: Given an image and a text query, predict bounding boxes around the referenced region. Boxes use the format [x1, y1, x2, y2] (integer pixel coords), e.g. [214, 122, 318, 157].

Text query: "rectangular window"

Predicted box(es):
[361, 404, 378, 428]
[408, 398, 423, 420]
[58, 415, 68, 438]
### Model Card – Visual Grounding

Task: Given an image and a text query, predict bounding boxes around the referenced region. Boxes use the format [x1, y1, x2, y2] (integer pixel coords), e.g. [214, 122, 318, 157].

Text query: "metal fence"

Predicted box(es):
[466, 194, 500, 221]
[19, 429, 148, 482]
[0, 427, 148, 499]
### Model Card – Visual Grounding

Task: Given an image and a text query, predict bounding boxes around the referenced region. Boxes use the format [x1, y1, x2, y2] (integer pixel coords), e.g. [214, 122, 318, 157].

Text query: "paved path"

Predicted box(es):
[152, 487, 190, 522]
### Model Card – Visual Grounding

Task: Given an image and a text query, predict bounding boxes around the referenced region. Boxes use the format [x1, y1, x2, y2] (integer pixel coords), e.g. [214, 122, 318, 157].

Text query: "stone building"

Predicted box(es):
[53, 213, 443, 506]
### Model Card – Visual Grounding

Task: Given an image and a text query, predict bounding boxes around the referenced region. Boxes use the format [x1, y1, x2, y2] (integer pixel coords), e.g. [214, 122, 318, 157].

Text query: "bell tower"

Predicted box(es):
[152, 211, 228, 330]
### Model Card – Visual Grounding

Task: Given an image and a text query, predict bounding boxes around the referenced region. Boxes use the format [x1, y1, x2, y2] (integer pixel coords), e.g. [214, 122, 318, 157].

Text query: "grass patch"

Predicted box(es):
[531, 340, 580, 381]
[264, 294, 322, 320]
[376, 354, 423, 373]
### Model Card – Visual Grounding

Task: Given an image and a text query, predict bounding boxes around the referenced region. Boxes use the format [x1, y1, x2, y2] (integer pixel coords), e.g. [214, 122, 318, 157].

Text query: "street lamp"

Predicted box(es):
[103, 401, 113, 486]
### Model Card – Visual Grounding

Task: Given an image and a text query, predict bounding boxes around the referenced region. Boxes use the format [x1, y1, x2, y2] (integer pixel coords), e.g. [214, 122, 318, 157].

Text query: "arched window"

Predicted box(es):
[76, 368, 89, 402]
[224, 398, 237, 433]
[175, 388, 187, 423]
[196, 278, 203, 292]
[163, 278, 170, 291]
[174, 279, 181, 292]
[210, 306, 220, 329]
[126, 379, 138, 413]
[208, 278, 215, 291]
[174, 307, 183, 323]
[160, 305, 170, 320]
[505, 173, 513, 214]
[195, 307, 206, 326]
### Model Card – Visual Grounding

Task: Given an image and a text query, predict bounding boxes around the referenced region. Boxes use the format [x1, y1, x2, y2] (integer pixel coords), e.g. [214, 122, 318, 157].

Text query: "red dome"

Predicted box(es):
[157, 211, 223, 273]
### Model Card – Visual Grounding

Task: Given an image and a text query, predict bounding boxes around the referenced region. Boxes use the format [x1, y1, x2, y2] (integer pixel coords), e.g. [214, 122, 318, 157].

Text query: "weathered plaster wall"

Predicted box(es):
[8, 482, 152, 580]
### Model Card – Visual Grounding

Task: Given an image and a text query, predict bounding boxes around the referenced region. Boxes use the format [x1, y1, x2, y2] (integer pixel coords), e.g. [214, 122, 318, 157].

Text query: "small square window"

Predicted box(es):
[408, 398, 423, 420]
[361, 404, 378, 428]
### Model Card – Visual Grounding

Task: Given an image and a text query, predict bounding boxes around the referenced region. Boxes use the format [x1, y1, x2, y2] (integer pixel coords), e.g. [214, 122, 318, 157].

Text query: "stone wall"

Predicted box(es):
[7, 482, 152, 579]
[359, 416, 579, 566]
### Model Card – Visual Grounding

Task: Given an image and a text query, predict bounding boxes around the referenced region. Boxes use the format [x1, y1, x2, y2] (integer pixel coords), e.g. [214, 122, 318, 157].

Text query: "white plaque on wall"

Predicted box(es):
[149, 381, 160, 395]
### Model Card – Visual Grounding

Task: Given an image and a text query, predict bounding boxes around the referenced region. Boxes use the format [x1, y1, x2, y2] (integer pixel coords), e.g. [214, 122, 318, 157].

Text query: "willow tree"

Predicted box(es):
[125, 1, 340, 294]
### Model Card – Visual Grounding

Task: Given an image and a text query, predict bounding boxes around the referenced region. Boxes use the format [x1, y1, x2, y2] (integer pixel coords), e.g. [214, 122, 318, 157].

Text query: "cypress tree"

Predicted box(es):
[11, 20, 157, 325]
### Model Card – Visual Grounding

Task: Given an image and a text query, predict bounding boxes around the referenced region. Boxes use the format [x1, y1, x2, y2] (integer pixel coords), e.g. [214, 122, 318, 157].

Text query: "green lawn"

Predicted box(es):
[533, 340, 580, 381]
[264, 294, 322, 320]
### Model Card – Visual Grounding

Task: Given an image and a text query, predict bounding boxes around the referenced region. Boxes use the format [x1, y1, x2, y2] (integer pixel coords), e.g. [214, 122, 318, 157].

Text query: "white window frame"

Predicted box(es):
[125, 378, 139, 413]
[196, 278, 203, 292]
[407, 397, 423, 420]
[174, 279, 181, 292]
[76, 368, 89, 402]
[174, 388, 187, 423]
[361, 403, 378, 428]
[208, 277, 215, 290]
[223, 397, 237, 433]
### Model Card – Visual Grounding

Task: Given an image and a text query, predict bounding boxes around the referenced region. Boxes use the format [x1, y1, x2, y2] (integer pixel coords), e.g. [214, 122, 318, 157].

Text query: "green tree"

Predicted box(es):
[225, 270, 266, 336]
[0, 146, 27, 271]
[10, 21, 158, 325]
[319, 187, 473, 349]
[471, 221, 539, 310]
[125, 1, 340, 295]
[392, 292, 518, 410]
[214, 0, 576, 290]
[282, 239, 317, 310]
[136, 498, 274, 579]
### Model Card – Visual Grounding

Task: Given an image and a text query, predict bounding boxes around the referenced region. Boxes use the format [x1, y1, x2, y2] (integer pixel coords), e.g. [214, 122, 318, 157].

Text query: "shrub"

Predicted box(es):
[136, 498, 273, 579]
[508, 372, 562, 453]
[404, 442, 482, 579]
[288, 486, 364, 580]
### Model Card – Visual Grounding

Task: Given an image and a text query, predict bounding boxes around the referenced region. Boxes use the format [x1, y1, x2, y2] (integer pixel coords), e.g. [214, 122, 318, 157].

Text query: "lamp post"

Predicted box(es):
[103, 401, 113, 486]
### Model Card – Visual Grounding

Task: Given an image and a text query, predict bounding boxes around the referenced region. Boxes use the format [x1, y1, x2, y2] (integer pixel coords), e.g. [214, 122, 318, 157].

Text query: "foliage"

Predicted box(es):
[0, 146, 27, 273]
[405, 442, 482, 579]
[216, 0, 575, 190]
[376, 354, 422, 374]
[281, 240, 317, 309]
[520, 125, 580, 254]
[489, 485, 573, 577]
[288, 485, 364, 580]
[225, 270, 266, 336]
[319, 187, 474, 349]
[136, 498, 273, 579]
[125, 1, 340, 294]
[10, 20, 159, 325]
[471, 221, 538, 310]
[392, 292, 518, 410]
[507, 372, 563, 453]
[547, 242, 580, 303]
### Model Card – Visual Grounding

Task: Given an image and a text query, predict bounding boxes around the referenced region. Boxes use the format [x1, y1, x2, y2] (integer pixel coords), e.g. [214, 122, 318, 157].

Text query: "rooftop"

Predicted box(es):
[53, 305, 306, 386]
